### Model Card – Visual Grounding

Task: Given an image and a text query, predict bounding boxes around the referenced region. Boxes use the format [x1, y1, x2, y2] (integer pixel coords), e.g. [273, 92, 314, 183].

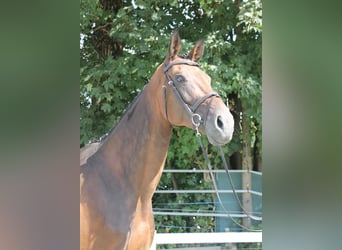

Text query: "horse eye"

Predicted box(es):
[175, 75, 185, 83]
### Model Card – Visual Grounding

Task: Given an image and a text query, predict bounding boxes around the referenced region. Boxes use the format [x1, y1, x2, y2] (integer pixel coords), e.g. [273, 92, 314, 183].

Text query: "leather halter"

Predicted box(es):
[162, 60, 219, 131]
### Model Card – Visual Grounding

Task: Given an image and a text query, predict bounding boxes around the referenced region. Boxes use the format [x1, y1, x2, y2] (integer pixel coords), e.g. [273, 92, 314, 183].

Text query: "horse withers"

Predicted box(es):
[80, 31, 234, 250]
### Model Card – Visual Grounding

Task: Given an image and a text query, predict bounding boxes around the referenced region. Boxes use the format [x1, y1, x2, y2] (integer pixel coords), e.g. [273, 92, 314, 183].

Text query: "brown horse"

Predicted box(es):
[80, 31, 234, 250]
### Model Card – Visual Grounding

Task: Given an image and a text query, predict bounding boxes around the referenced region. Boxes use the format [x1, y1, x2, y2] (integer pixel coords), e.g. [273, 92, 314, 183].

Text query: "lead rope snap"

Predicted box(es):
[191, 113, 201, 136]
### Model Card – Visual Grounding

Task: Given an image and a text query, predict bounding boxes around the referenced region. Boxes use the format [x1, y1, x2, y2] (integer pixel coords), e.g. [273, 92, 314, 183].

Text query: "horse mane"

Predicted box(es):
[96, 83, 148, 143]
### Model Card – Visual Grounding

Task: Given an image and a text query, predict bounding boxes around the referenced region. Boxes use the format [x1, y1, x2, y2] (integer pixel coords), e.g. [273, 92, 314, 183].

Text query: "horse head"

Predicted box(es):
[161, 31, 234, 146]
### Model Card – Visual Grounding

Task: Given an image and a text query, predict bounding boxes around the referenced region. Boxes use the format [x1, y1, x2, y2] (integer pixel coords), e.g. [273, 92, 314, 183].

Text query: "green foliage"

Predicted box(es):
[80, 0, 261, 233]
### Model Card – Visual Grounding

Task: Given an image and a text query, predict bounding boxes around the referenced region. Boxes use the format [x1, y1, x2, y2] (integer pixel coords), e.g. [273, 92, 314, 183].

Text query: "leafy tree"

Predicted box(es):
[80, 0, 261, 234]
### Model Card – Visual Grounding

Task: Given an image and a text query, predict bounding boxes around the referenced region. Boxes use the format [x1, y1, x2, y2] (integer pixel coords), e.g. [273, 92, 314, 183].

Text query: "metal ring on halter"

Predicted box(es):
[191, 113, 201, 127]
[191, 113, 202, 136]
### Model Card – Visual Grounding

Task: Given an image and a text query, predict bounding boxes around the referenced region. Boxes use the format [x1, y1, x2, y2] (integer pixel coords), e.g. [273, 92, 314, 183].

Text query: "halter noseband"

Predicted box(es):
[162, 60, 219, 132]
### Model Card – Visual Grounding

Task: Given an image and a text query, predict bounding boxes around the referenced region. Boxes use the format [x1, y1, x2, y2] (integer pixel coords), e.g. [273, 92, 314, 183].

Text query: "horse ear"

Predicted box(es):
[164, 31, 181, 64]
[187, 38, 205, 62]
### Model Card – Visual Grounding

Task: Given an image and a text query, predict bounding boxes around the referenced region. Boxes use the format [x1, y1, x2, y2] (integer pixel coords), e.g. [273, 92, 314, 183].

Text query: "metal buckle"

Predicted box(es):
[191, 113, 201, 136]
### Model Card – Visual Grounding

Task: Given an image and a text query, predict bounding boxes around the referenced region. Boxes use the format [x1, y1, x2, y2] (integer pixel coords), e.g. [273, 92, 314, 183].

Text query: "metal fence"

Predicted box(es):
[152, 169, 262, 248]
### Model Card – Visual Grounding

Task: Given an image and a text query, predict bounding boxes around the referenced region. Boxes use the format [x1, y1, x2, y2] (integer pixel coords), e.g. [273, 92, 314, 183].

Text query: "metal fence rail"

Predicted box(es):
[161, 169, 262, 175]
[154, 189, 262, 196]
[150, 232, 262, 250]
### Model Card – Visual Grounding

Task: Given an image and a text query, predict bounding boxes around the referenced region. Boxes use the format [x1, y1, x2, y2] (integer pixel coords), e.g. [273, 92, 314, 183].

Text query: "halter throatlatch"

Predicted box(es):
[162, 60, 219, 132]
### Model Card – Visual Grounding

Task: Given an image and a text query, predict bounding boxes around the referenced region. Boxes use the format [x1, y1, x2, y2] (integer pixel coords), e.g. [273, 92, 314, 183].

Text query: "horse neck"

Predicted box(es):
[98, 74, 172, 200]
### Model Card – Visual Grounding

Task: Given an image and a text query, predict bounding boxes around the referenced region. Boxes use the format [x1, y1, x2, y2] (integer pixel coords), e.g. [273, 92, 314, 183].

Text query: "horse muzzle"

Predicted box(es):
[204, 104, 234, 146]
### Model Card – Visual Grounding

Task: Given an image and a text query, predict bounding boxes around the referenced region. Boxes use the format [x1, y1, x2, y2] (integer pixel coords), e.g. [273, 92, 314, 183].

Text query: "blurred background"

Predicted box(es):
[0, 0, 341, 249]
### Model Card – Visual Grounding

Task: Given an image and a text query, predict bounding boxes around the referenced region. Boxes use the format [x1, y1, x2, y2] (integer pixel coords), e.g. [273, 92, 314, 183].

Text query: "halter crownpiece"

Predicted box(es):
[163, 59, 199, 73]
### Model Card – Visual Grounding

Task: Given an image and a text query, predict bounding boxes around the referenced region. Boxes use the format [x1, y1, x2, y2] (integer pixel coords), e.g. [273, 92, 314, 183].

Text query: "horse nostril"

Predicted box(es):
[216, 115, 224, 130]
